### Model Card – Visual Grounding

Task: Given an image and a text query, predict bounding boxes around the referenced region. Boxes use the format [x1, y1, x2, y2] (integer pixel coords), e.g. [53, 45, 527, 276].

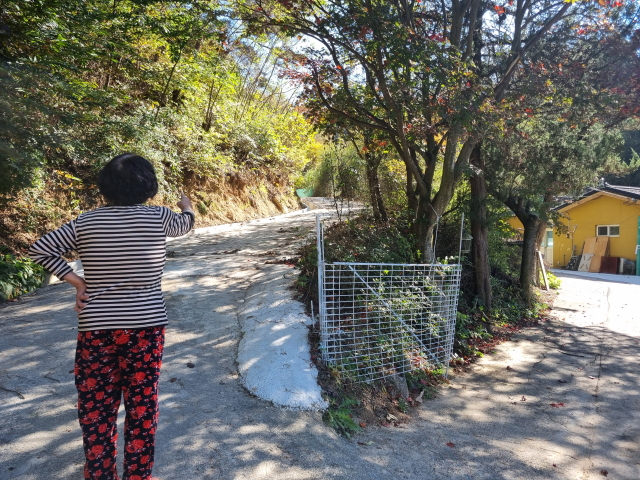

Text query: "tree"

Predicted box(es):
[348, 130, 389, 222]
[299, 91, 390, 222]
[485, 116, 625, 302]
[241, 0, 617, 268]
[476, 3, 640, 302]
[468, 0, 640, 305]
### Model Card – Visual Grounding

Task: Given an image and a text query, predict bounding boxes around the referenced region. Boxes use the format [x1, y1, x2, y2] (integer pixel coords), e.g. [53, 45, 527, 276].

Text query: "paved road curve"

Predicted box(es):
[1, 205, 639, 479]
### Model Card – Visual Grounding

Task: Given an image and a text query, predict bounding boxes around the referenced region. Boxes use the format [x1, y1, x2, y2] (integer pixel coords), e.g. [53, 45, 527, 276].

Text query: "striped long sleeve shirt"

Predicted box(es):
[28, 205, 195, 331]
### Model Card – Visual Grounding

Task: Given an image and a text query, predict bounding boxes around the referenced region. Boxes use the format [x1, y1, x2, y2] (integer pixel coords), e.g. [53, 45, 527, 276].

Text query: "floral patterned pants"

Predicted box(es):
[75, 326, 165, 480]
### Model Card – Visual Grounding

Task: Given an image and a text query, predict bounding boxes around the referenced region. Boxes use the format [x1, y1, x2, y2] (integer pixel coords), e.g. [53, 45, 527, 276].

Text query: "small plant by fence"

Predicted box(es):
[317, 217, 462, 382]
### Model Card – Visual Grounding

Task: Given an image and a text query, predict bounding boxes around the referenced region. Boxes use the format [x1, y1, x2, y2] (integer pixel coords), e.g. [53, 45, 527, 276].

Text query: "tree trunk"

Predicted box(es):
[406, 162, 420, 243]
[535, 221, 547, 251]
[520, 216, 541, 303]
[373, 170, 387, 222]
[366, 161, 381, 221]
[469, 144, 492, 309]
[415, 196, 438, 262]
[406, 162, 418, 215]
[535, 192, 554, 250]
[503, 196, 542, 304]
[365, 152, 387, 222]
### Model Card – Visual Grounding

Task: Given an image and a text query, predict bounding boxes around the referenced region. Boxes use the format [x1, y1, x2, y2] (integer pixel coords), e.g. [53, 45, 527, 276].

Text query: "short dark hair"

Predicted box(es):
[98, 153, 158, 206]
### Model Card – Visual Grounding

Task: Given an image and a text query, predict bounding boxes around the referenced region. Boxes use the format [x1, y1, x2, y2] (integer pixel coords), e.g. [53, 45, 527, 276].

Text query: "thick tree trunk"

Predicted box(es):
[535, 192, 554, 250]
[520, 216, 541, 303]
[535, 221, 547, 251]
[503, 196, 542, 304]
[469, 144, 492, 309]
[415, 197, 438, 262]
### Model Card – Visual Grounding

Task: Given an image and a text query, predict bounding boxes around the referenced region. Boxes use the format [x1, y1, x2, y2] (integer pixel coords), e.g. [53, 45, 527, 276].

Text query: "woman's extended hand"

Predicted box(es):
[64, 271, 89, 313]
[177, 192, 193, 212]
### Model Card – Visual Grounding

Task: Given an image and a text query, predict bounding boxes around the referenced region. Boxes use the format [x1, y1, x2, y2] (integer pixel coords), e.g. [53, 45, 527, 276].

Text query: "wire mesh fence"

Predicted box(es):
[317, 218, 462, 382]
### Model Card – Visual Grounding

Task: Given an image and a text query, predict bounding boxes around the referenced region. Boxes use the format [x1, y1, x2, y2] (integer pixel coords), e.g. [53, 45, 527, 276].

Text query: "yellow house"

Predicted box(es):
[554, 185, 640, 268]
[503, 184, 640, 269]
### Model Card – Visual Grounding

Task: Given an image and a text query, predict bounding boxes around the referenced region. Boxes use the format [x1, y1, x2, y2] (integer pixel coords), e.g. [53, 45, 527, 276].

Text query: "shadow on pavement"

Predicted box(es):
[1, 212, 639, 480]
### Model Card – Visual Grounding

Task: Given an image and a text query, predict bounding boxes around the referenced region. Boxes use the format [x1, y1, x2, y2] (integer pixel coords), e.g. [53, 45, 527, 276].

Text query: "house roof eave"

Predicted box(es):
[556, 189, 640, 214]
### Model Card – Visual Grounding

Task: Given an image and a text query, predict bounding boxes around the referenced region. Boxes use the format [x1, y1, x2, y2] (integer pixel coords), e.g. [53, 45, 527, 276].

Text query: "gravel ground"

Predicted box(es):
[1, 202, 639, 480]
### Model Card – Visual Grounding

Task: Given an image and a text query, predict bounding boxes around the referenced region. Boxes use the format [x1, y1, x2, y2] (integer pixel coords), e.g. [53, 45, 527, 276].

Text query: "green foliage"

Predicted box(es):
[455, 312, 490, 341]
[487, 117, 625, 203]
[0, 0, 319, 202]
[404, 370, 438, 399]
[0, 64, 67, 196]
[487, 216, 524, 279]
[454, 312, 490, 357]
[546, 271, 561, 290]
[323, 398, 361, 438]
[318, 214, 415, 265]
[301, 143, 354, 198]
[0, 255, 45, 301]
[296, 213, 416, 324]
[300, 139, 408, 215]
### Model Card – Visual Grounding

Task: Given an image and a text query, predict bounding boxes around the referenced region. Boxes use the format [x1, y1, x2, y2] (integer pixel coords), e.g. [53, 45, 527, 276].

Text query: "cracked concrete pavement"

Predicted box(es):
[1, 203, 639, 479]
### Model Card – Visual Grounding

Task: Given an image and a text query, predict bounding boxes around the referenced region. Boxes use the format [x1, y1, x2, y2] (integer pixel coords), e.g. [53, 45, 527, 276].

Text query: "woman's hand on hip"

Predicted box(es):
[63, 271, 89, 313]
[74, 282, 89, 313]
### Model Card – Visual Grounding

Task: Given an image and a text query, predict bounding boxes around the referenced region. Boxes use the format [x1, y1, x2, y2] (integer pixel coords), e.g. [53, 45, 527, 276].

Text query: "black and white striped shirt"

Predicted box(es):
[29, 205, 194, 331]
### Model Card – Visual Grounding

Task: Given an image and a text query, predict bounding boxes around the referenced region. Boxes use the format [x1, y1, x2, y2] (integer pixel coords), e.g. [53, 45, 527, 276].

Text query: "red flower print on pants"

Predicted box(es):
[75, 326, 164, 480]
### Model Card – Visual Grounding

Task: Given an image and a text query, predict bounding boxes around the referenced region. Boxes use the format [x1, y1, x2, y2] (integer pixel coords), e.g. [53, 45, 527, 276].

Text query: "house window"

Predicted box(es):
[596, 225, 620, 237]
[546, 230, 554, 247]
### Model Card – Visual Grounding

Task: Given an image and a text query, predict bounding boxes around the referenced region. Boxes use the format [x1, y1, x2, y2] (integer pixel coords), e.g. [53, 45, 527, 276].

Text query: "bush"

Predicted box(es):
[0, 254, 45, 300]
[296, 212, 416, 309]
[547, 271, 561, 290]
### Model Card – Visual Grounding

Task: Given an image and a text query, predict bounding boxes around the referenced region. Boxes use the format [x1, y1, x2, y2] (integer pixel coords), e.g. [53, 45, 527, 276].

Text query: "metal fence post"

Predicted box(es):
[316, 215, 326, 362]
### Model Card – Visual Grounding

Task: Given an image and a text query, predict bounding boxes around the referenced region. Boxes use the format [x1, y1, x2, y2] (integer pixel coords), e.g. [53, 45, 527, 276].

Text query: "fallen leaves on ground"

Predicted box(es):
[550, 402, 565, 408]
[187, 362, 195, 368]
[600, 470, 608, 476]
[446, 442, 455, 448]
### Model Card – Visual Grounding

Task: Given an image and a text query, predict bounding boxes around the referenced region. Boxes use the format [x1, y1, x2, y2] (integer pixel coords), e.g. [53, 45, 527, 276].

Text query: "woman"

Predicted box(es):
[29, 153, 195, 480]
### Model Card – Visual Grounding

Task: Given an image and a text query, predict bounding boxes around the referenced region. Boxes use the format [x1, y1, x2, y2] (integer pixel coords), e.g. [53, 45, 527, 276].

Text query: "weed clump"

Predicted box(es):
[0, 253, 45, 300]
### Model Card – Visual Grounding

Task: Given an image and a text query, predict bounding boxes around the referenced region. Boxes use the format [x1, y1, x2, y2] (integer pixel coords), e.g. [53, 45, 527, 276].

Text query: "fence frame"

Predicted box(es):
[316, 215, 463, 382]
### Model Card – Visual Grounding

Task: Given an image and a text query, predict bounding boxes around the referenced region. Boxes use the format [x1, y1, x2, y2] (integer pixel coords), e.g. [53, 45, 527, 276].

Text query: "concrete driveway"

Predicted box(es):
[1, 206, 639, 480]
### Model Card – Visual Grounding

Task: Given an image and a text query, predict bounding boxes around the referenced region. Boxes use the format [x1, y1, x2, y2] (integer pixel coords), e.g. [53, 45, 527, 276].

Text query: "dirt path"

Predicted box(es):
[1, 206, 639, 480]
